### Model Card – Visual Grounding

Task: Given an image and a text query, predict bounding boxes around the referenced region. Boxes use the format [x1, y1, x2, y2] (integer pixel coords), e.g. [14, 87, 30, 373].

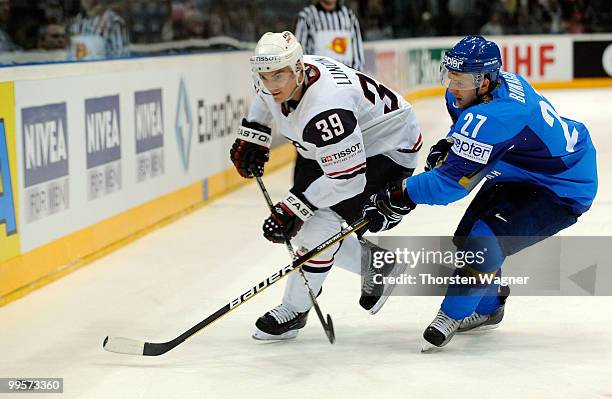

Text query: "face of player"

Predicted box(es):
[446, 71, 488, 109]
[258, 66, 299, 103]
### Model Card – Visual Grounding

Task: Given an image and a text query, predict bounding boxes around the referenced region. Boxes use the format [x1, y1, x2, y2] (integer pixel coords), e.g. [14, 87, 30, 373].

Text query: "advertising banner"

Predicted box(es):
[0, 82, 20, 263]
[573, 40, 612, 78]
[21, 102, 70, 223]
[13, 52, 252, 252]
[85, 94, 122, 200]
[365, 35, 574, 94]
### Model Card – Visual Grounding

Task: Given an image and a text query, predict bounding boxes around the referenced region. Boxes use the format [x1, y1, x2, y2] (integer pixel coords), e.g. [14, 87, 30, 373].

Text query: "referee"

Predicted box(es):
[67, 0, 129, 60]
[295, 0, 364, 71]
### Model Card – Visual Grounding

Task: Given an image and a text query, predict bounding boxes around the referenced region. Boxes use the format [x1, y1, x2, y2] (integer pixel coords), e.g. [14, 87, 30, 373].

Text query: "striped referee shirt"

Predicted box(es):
[295, 3, 364, 71]
[68, 9, 129, 60]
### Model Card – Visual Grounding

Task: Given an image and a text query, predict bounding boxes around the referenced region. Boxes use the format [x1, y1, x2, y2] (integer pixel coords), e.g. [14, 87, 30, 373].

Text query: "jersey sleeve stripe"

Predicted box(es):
[306, 257, 334, 265]
[302, 264, 333, 273]
[398, 133, 423, 153]
[326, 161, 367, 177]
[329, 167, 366, 180]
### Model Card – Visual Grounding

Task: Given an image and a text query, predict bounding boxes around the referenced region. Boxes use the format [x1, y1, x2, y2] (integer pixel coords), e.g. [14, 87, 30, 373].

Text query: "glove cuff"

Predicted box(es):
[237, 119, 272, 148]
[282, 191, 316, 222]
[401, 179, 417, 210]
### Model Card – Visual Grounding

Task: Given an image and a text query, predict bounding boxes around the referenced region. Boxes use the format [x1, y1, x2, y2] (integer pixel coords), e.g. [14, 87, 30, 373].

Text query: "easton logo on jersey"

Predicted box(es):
[328, 37, 348, 54]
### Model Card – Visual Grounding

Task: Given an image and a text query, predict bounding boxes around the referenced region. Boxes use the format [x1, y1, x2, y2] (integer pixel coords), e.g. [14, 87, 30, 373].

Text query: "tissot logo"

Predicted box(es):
[255, 56, 279, 62]
[175, 77, 193, 171]
[320, 143, 362, 164]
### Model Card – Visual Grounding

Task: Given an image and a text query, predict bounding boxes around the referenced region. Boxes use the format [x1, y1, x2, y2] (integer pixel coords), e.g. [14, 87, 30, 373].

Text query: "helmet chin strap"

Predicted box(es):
[282, 68, 306, 103]
[474, 75, 498, 104]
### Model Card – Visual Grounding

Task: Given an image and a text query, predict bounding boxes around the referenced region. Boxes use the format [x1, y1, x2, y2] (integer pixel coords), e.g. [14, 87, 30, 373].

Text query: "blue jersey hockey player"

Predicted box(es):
[362, 35, 598, 349]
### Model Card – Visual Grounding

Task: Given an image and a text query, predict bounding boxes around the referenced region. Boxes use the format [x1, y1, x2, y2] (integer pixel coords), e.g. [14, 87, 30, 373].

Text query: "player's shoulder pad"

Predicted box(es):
[303, 108, 358, 147]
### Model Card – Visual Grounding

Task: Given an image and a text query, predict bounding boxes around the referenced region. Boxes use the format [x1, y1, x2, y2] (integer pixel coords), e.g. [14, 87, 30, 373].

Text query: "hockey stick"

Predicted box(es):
[103, 217, 368, 356]
[255, 176, 335, 344]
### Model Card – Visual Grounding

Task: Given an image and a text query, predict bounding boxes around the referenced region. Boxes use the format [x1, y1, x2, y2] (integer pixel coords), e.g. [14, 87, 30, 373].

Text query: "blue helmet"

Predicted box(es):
[442, 35, 502, 86]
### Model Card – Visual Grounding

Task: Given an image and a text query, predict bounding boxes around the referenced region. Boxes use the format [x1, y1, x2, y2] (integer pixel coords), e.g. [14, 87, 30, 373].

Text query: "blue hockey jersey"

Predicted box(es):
[406, 71, 597, 215]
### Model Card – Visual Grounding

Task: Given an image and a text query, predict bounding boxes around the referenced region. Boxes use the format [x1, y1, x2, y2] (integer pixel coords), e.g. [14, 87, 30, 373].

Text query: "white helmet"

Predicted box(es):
[250, 31, 304, 77]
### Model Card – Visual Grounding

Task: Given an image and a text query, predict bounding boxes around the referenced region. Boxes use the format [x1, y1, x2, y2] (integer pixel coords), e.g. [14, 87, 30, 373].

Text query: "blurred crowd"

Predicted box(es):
[0, 0, 610, 57]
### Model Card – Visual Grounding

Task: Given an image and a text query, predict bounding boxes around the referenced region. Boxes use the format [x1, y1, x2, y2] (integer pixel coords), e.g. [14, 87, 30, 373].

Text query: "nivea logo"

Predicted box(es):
[85, 95, 121, 169]
[24, 118, 67, 169]
[134, 89, 164, 154]
[87, 109, 119, 153]
[21, 102, 69, 187]
[135, 102, 163, 140]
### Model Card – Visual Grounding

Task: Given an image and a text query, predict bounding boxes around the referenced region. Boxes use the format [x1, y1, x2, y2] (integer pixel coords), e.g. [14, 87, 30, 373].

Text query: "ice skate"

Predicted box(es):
[359, 237, 406, 314]
[422, 310, 461, 351]
[458, 285, 510, 333]
[252, 304, 310, 341]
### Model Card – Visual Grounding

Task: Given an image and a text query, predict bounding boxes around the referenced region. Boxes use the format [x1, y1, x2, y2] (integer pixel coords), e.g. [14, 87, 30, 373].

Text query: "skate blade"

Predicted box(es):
[457, 323, 500, 334]
[368, 261, 408, 315]
[420, 339, 444, 353]
[367, 295, 390, 315]
[252, 328, 299, 341]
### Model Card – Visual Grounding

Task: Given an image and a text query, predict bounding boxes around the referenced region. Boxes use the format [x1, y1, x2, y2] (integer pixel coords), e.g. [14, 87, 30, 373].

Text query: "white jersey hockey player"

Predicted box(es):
[229, 31, 422, 340]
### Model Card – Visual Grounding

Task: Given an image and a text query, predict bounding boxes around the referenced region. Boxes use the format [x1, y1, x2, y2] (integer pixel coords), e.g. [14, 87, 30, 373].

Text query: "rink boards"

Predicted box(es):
[1, 34, 611, 306]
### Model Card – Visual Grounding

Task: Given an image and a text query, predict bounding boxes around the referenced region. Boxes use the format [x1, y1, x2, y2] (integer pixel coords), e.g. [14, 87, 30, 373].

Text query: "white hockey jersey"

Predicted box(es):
[247, 55, 421, 209]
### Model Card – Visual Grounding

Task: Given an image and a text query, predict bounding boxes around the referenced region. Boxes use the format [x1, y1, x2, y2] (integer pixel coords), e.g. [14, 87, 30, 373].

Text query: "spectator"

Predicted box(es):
[295, 0, 364, 71]
[67, 0, 130, 60]
[543, 0, 565, 33]
[415, 11, 437, 37]
[480, 12, 504, 36]
[183, 8, 205, 38]
[0, 0, 18, 52]
[38, 23, 68, 50]
[130, 0, 172, 44]
[565, 9, 585, 33]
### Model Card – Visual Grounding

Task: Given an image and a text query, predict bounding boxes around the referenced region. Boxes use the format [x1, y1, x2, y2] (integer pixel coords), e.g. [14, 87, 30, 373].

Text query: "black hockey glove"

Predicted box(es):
[424, 137, 454, 172]
[230, 119, 272, 178]
[263, 191, 316, 243]
[362, 181, 416, 233]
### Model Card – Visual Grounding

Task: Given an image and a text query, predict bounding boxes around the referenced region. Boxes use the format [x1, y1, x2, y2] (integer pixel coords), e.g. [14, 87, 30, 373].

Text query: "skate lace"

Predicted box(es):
[461, 312, 484, 326]
[269, 304, 298, 324]
[362, 263, 376, 294]
[431, 310, 460, 336]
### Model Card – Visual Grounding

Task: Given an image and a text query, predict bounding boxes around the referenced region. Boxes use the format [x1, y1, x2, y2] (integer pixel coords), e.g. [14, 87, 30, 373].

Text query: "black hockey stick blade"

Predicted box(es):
[307, 283, 336, 344]
[103, 217, 368, 356]
[326, 314, 335, 344]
